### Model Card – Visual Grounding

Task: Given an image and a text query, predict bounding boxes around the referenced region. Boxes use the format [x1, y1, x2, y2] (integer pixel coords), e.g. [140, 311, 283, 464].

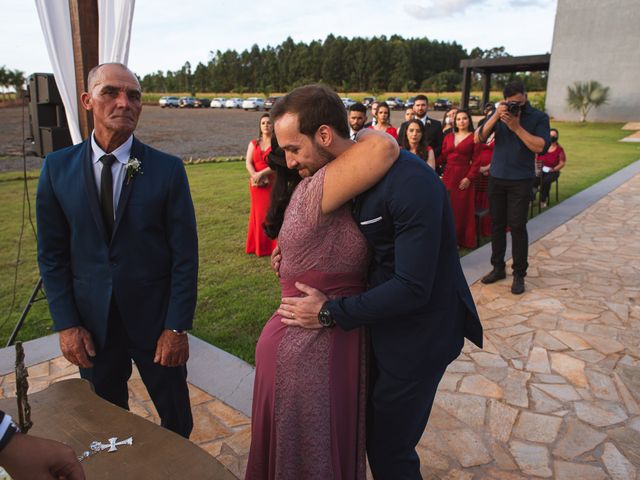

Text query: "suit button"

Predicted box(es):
[110, 261, 118, 268]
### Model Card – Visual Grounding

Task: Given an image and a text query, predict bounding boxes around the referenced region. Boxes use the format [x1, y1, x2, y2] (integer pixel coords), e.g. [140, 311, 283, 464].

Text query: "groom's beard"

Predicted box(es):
[312, 139, 336, 172]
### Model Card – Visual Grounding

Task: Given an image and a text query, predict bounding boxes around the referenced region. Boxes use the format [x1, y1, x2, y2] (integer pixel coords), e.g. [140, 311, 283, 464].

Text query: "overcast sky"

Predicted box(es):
[2, 0, 557, 78]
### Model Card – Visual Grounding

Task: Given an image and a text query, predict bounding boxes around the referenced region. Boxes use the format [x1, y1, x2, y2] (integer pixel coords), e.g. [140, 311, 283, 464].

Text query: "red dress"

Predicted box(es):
[246, 167, 368, 479]
[367, 125, 398, 139]
[439, 133, 482, 248]
[474, 135, 494, 238]
[246, 139, 277, 256]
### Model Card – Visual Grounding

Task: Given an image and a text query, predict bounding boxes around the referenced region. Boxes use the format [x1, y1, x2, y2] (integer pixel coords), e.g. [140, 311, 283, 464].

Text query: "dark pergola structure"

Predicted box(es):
[459, 54, 550, 110]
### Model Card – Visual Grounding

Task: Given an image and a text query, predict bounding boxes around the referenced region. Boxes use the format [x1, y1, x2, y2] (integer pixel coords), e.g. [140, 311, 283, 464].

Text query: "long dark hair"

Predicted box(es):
[262, 136, 302, 239]
[400, 119, 429, 161]
[257, 113, 272, 146]
[453, 109, 474, 133]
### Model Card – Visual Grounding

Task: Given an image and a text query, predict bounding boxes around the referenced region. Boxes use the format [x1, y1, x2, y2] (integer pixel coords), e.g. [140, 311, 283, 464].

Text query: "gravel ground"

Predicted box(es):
[0, 105, 440, 172]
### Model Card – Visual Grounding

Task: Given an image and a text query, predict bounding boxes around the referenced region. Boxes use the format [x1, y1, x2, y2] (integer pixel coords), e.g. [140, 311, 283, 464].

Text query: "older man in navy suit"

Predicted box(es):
[275, 85, 483, 479]
[36, 63, 198, 438]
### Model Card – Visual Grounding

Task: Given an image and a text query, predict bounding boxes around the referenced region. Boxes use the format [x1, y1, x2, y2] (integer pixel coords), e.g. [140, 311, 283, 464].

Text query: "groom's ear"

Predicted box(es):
[315, 125, 333, 147]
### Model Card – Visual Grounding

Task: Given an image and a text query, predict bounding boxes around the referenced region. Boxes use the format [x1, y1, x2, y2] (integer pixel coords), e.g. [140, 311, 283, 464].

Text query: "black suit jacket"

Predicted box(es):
[399, 117, 444, 157]
[327, 151, 482, 380]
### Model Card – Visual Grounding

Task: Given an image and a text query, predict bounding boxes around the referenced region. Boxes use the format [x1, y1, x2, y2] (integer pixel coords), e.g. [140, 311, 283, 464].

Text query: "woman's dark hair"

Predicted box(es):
[453, 109, 474, 133]
[400, 119, 429, 161]
[257, 113, 271, 143]
[262, 135, 302, 239]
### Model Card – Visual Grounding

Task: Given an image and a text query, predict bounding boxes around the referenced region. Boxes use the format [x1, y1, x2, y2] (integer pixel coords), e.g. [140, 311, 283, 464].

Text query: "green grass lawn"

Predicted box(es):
[0, 121, 638, 364]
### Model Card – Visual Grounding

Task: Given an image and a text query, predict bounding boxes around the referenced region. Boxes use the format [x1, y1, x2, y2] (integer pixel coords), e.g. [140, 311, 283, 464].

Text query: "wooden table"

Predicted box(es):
[0, 379, 236, 479]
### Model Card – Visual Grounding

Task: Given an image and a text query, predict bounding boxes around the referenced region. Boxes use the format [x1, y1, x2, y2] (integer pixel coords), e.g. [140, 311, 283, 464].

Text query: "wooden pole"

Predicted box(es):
[68, 0, 99, 139]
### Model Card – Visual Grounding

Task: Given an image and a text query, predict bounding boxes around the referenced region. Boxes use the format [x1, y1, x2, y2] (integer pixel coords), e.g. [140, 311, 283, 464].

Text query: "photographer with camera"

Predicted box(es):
[476, 81, 551, 294]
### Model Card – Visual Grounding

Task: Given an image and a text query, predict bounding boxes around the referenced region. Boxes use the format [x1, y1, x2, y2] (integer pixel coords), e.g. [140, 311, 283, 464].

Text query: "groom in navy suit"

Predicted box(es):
[275, 85, 483, 479]
[36, 63, 198, 438]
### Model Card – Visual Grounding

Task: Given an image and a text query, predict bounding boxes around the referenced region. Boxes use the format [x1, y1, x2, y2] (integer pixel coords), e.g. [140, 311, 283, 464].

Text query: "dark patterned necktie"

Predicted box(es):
[99, 154, 116, 237]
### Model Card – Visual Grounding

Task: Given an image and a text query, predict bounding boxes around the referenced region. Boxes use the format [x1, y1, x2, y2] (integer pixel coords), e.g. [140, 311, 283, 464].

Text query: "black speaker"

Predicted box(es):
[27, 73, 72, 157]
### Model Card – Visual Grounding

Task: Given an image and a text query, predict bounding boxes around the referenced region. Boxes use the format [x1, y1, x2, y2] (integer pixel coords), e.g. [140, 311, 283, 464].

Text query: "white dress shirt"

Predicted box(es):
[416, 114, 429, 126]
[91, 132, 133, 218]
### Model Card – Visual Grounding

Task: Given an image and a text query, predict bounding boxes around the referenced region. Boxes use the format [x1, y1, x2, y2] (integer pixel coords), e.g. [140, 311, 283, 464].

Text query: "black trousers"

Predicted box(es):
[79, 301, 193, 438]
[366, 358, 448, 479]
[488, 176, 533, 277]
[533, 171, 560, 203]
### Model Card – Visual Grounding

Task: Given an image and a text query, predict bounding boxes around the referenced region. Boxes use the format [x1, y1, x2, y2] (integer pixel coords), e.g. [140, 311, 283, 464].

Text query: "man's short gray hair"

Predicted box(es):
[86, 63, 140, 92]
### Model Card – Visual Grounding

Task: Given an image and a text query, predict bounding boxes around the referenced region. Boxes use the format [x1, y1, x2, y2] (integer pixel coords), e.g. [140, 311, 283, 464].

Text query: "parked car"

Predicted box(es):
[433, 98, 453, 111]
[264, 96, 281, 111]
[225, 98, 243, 109]
[194, 98, 211, 108]
[178, 96, 196, 108]
[341, 97, 356, 109]
[159, 96, 179, 108]
[210, 98, 226, 108]
[242, 97, 265, 111]
[468, 96, 480, 110]
[362, 97, 375, 108]
[385, 97, 404, 110]
[405, 96, 416, 109]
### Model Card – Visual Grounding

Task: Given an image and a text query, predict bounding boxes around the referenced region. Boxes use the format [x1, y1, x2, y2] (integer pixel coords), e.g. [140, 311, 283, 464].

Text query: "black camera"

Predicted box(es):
[506, 101, 521, 115]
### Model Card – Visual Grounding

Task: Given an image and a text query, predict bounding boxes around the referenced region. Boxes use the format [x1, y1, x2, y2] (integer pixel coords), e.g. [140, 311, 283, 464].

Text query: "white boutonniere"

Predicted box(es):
[125, 156, 142, 184]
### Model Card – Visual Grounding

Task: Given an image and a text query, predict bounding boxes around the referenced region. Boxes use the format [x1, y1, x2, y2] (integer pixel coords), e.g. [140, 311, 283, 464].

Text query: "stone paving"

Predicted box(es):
[1, 173, 639, 479]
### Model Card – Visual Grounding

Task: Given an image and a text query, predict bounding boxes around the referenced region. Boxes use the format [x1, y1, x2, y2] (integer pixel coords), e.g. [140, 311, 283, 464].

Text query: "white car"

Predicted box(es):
[159, 96, 179, 108]
[225, 98, 243, 109]
[341, 97, 356, 109]
[242, 97, 265, 111]
[210, 98, 226, 108]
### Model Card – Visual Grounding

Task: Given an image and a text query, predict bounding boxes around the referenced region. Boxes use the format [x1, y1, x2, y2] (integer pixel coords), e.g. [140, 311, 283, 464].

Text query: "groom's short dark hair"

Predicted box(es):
[271, 84, 349, 140]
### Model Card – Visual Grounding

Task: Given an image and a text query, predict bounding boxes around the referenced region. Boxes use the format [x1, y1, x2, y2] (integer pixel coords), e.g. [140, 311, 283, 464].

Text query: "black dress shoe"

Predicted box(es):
[511, 275, 525, 295]
[481, 269, 506, 284]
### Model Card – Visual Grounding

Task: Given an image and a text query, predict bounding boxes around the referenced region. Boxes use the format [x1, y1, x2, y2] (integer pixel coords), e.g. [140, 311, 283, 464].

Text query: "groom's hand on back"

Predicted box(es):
[59, 326, 95, 368]
[270, 246, 282, 277]
[154, 330, 189, 367]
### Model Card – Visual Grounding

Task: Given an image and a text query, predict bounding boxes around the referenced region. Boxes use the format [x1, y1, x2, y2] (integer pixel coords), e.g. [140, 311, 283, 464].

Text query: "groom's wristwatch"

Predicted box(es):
[318, 302, 335, 328]
[171, 329, 187, 336]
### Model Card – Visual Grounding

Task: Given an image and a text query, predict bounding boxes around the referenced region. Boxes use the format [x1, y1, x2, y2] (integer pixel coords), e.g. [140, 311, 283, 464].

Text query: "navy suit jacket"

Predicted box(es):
[36, 137, 198, 351]
[327, 151, 482, 380]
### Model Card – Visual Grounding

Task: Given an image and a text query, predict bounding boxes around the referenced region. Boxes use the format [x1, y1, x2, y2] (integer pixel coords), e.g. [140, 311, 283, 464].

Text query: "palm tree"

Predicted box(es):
[566, 80, 610, 122]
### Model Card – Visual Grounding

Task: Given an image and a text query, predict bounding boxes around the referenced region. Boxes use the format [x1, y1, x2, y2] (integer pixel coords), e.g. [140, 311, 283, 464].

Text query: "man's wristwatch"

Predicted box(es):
[318, 302, 335, 328]
[171, 329, 187, 336]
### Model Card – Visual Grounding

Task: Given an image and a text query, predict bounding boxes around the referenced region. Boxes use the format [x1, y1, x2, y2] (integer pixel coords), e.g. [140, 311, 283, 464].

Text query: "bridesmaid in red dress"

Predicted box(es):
[474, 105, 496, 238]
[245, 114, 278, 256]
[367, 102, 398, 139]
[439, 109, 482, 248]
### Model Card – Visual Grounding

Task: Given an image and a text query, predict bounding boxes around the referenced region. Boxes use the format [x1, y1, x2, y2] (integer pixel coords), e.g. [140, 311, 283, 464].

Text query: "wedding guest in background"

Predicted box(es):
[400, 119, 435, 169]
[533, 128, 565, 208]
[245, 113, 277, 256]
[348, 102, 368, 140]
[474, 103, 496, 238]
[439, 109, 482, 248]
[368, 101, 398, 139]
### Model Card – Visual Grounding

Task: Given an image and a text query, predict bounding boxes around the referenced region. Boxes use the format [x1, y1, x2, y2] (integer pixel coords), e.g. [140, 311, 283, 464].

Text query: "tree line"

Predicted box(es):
[139, 35, 548, 95]
[0, 66, 26, 100]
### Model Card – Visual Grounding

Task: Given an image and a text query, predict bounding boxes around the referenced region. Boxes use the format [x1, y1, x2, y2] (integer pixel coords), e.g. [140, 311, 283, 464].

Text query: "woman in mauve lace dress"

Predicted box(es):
[245, 87, 398, 480]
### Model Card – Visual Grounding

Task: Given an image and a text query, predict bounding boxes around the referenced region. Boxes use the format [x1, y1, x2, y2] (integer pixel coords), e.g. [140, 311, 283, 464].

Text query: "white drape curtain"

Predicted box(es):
[98, 0, 136, 64]
[34, 0, 82, 144]
[34, 0, 136, 145]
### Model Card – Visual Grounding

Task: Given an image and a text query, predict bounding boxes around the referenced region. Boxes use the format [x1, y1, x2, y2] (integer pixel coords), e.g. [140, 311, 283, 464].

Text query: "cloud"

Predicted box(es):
[508, 0, 552, 6]
[404, 0, 489, 19]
